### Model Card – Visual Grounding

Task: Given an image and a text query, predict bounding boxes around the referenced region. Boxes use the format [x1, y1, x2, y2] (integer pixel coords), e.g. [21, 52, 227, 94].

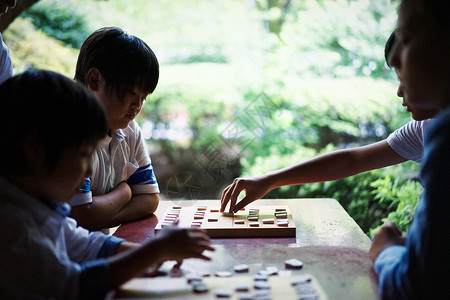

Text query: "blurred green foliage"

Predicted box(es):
[3, 0, 421, 236]
[21, 0, 91, 48]
[3, 17, 78, 76]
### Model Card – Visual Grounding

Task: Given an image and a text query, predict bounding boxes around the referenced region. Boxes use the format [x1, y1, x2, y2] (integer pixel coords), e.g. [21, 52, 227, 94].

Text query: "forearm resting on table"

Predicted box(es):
[70, 181, 132, 231]
[107, 193, 159, 226]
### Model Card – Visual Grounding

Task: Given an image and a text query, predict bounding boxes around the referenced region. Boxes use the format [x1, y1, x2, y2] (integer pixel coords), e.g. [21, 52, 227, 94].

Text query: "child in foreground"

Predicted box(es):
[369, 0, 450, 298]
[0, 69, 214, 299]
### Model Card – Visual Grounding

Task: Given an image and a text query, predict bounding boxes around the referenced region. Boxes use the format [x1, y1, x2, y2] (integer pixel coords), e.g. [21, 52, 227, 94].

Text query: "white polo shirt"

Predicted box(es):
[71, 120, 159, 206]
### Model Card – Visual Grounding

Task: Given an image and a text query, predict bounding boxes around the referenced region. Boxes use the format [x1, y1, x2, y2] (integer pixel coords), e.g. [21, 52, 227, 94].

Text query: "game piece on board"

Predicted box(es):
[234, 219, 245, 225]
[190, 222, 202, 227]
[285, 258, 304, 270]
[208, 218, 219, 222]
[215, 271, 233, 277]
[186, 274, 203, 284]
[234, 264, 249, 273]
[214, 288, 233, 298]
[222, 212, 234, 217]
[193, 282, 209, 293]
[210, 208, 220, 212]
[235, 285, 250, 292]
[277, 219, 289, 227]
[254, 281, 271, 290]
[248, 222, 260, 227]
[265, 265, 279, 276]
[247, 216, 259, 221]
[172, 205, 182, 209]
[262, 218, 275, 224]
[197, 205, 207, 211]
[253, 274, 269, 281]
[237, 292, 254, 300]
[290, 274, 312, 285]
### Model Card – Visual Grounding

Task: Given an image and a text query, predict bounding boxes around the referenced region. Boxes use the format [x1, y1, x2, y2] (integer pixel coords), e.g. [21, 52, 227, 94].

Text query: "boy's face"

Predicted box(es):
[40, 143, 97, 203]
[391, 0, 450, 120]
[93, 81, 147, 130]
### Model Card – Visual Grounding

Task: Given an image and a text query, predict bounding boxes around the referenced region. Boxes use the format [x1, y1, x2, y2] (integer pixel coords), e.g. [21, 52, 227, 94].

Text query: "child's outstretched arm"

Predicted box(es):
[221, 140, 406, 213]
[106, 227, 214, 288]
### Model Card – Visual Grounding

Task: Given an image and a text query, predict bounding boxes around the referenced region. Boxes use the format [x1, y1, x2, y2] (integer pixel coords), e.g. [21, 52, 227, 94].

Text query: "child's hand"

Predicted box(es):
[153, 227, 214, 263]
[369, 221, 405, 261]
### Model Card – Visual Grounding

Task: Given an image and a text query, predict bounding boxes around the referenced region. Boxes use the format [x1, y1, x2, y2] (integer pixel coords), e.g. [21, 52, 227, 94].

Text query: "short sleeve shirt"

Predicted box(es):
[71, 120, 159, 206]
[386, 119, 433, 163]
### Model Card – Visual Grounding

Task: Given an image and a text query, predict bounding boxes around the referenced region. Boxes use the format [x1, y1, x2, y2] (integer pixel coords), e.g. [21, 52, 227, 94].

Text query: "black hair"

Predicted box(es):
[0, 69, 108, 175]
[384, 31, 397, 68]
[74, 27, 159, 98]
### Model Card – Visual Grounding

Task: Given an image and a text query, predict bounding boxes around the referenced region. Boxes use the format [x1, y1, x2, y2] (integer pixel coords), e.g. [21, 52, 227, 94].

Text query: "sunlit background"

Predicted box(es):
[2, 0, 421, 236]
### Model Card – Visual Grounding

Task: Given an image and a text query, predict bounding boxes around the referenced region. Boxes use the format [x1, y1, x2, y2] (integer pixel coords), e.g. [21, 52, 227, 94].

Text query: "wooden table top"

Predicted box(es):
[113, 198, 377, 300]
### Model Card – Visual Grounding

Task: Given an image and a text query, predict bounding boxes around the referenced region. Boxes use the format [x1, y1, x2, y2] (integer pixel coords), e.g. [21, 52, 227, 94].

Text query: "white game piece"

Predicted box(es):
[237, 293, 254, 300]
[275, 208, 286, 212]
[233, 264, 249, 273]
[247, 216, 259, 221]
[197, 205, 207, 211]
[265, 265, 279, 275]
[208, 218, 218, 222]
[298, 295, 319, 300]
[274, 211, 287, 217]
[215, 271, 233, 277]
[262, 218, 275, 224]
[172, 205, 182, 209]
[284, 258, 304, 269]
[186, 274, 203, 284]
[248, 222, 260, 227]
[254, 281, 271, 290]
[215, 288, 233, 298]
[277, 219, 289, 227]
[191, 223, 202, 227]
[253, 274, 268, 281]
[194, 215, 204, 220]
[290, 274, 312, 285]
[210, 208, 220, 212]
[234, 219, 245, 225]
[166, 213, 179, 217]
[235, 285, 250, 292]
[193, 282, 209, 293]
[222, 211, 234, 217]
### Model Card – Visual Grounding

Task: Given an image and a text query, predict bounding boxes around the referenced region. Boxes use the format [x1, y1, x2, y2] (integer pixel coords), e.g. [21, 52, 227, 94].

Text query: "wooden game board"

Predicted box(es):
[117, 274, 327, 299]
[155, 205, 296, 237]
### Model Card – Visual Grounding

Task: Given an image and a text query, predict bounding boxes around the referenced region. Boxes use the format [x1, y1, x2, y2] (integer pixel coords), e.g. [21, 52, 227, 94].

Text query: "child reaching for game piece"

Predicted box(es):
[220, 30, 434, 214]
[0, 70, 214, 299]
[69, 27, 161, 232]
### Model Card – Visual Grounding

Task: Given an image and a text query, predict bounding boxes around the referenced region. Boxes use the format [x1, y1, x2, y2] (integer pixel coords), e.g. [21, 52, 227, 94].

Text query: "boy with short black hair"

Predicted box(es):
[0, 69, 213, 299]
[70, 27, 161, 231]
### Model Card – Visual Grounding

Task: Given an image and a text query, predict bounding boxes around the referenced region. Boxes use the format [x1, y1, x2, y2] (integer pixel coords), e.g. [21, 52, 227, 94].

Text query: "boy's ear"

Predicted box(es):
[86, 68, 103, 92]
